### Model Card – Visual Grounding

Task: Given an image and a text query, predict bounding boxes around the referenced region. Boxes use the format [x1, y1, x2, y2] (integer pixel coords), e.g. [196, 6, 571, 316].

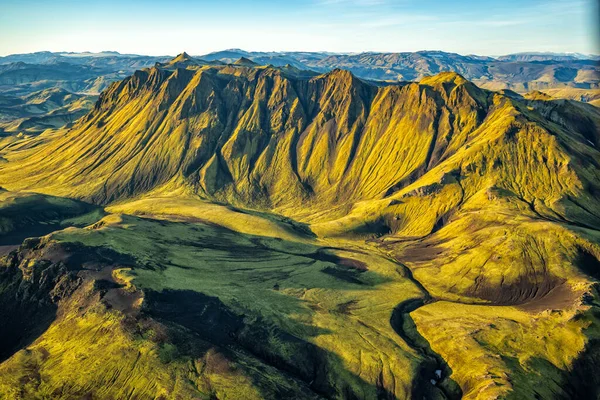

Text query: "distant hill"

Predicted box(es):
[201, 49, 330, 69]
[0, 87, 96, 135]
[0, 52, 172, 96]
[304, 51, 599, 91]
[497, 52, 600, 62]
[201, 50, 599, 97]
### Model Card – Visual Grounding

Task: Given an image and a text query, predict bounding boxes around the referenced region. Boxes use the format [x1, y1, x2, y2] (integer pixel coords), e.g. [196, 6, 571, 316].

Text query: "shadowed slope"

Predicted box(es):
[0, 65, 569, 211]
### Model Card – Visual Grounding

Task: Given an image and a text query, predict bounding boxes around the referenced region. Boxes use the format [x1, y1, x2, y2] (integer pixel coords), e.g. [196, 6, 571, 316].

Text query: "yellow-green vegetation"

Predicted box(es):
[107, 196, 313, 242]
[0, 54, 599, 399]
[535, 88, 600, 107]
[412, 299, 600, 399]
[0, 278, 308, 400]
[51, 213, 427, 399]
[0, 189, 104, 246]
[0, 280, 207, 400]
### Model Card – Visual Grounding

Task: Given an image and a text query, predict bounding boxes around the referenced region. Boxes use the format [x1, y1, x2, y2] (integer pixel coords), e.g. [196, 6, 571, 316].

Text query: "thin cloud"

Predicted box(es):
[316, 0, 389, 5]
[360, 14, 439, 28]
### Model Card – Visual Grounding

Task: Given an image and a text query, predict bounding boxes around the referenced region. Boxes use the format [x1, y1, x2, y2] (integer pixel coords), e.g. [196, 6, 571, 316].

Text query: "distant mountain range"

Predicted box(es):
[495, 52, 600, 62]
[0, 50, 598, 93]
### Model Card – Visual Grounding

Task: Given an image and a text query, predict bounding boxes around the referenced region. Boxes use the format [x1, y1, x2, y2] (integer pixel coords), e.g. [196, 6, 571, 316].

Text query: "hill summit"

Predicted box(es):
[233, 56, 259, 66]
[172, 51, 193, 62]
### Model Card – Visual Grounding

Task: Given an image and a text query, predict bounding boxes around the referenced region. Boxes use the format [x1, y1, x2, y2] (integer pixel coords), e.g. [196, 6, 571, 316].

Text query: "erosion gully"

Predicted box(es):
[323, 238, 463, 399]
[388, 257, 462, 400]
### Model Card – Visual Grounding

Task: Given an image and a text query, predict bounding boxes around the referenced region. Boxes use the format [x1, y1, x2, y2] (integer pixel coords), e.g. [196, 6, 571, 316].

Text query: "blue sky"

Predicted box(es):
[0, 0, 598, 56]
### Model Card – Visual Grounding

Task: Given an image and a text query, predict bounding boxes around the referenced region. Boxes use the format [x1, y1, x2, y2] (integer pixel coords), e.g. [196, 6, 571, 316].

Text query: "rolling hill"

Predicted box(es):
[0, 87, 96, 135]
[0, 54, 599, 399]
[306, 51, 599, 92]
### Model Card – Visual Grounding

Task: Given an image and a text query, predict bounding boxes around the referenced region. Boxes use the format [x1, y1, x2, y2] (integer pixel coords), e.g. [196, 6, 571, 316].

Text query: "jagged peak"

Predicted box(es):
[329, 68, 354, 77]
[523, 90, 554, 101]
[420, 71, 468, 86]
[320, 68, 356, 83]
[419, 71, 488, 106]
[172, 52, 193, 63]
[233, 57, 259, 67]
[155, 52, 208, 69]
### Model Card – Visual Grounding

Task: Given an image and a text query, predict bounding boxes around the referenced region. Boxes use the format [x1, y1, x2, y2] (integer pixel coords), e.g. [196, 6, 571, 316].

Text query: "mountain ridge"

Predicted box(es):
[1, 57, 598, 227]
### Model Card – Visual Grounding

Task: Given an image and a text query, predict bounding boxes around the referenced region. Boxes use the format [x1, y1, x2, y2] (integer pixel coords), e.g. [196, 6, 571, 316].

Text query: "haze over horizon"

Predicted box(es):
[1, 0, 598, 57]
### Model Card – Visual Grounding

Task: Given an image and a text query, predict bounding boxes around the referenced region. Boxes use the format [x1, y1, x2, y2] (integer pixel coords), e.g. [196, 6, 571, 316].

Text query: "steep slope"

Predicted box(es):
[0, 63, 598, 220]
[0, 67, 488, 209]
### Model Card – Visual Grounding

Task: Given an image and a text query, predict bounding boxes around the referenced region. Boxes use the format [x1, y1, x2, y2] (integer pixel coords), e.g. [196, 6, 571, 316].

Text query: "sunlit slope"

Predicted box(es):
[311, 83, 600, 304]
[0, 67, 507, 207]
[0, 62, 597, 224]
[412, 297, 600, 399]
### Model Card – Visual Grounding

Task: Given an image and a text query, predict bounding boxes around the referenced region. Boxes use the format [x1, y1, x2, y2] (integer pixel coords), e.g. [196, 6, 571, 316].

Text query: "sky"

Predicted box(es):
[0, 0, 598, 56]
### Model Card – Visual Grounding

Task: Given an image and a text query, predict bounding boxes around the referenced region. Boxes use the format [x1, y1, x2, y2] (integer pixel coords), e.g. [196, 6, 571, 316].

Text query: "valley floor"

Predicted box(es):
[0, 194, 598, 400]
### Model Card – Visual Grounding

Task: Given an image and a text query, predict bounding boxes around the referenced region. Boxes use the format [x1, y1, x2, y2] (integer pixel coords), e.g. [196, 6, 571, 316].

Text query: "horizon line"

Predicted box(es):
[1, 48, 599, 59]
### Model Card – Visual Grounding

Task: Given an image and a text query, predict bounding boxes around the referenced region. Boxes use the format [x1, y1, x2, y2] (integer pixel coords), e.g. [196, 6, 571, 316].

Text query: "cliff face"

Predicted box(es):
[0, 64, 554, 207]
[2, 61, 599, 223]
